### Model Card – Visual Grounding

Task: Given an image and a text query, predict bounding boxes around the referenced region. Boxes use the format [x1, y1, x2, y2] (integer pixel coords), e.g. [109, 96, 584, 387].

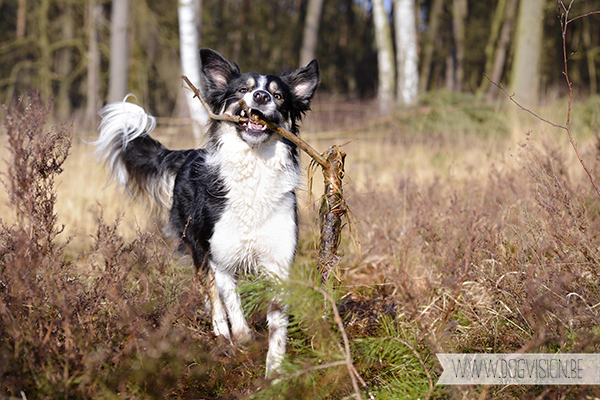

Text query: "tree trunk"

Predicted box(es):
[479, 0, 505, 93]
[85, 0, 102, 126]
[510, 0, 545, 106]
[57, 0, 75, 119]
[582, 16, 597, 95]
[37, 0, 52, 102]
[17, 0, 26, 38]
[483, 0, 518, 100]
[107, 0, 131, 103]
[450, 0, 467, 92]
[419, 0, 443, 92]
[299, 0, 324, 67]
[232, 0, 250, 63]
[394, 0, 418, 105]
[372, 0, 395, 108]
[179, 0, 209, 140]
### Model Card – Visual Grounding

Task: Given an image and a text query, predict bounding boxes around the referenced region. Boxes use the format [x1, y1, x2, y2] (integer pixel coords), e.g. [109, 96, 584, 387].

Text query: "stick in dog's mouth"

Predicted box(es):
[236, 100, 273, 134]
[239, 108, 269, 132]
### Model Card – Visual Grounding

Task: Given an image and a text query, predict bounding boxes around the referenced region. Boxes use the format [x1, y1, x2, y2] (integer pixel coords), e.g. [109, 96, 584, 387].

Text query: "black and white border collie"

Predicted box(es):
[93, 49, 319, 376]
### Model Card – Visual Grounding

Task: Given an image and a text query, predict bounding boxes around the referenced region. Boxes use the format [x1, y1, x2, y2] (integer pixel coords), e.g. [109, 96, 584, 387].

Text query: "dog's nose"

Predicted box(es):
[252, 90, 272, 105]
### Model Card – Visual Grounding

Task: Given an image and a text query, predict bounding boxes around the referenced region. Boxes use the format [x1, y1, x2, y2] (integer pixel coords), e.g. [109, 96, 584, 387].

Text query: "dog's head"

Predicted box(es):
[200, 49, 320, 146]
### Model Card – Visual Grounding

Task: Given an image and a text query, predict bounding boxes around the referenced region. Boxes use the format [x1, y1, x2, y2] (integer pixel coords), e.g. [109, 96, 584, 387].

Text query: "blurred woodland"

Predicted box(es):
[1, 0, 600, 124]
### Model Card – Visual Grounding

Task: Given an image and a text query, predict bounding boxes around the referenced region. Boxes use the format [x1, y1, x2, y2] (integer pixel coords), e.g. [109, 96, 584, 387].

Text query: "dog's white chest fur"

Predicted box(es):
[208, 130, 300, 274]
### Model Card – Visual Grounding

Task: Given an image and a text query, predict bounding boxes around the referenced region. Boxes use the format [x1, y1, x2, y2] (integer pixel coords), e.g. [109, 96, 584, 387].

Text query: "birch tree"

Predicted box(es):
[372, 0, 395, 107]
[178, 0, 209, 139]
[394, 0, 418, 105]
[107, 0, 131, 103]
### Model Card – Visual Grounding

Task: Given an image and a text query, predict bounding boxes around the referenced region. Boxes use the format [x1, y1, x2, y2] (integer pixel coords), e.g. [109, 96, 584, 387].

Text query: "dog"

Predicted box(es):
[93, 49, 319, 376]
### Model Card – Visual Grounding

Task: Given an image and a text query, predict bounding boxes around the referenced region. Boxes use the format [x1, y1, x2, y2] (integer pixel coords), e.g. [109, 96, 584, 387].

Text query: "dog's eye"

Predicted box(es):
[274, 93, 282, 100]
[240, 88, 248, 93]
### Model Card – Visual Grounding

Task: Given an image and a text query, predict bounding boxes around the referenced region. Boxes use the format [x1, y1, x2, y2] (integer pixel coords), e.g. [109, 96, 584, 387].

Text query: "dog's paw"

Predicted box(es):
[233, 326, 255, 346]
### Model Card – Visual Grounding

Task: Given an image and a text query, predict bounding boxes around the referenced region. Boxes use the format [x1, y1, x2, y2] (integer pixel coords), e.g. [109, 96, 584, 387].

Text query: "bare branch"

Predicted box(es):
[567, 11, 600, 24]
[483, 74, 566, 130]
[488, 2, 600, 199]
[287, 279, 370, 399]
[557, 1, 600, 199]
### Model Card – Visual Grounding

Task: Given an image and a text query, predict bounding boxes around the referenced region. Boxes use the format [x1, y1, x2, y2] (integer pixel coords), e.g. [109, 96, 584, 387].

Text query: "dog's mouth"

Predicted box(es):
[238, 108, 273, 137]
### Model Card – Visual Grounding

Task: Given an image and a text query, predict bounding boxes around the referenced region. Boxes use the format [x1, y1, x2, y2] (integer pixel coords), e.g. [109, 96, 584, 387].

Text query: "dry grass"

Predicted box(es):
[2, 92, 600, 398]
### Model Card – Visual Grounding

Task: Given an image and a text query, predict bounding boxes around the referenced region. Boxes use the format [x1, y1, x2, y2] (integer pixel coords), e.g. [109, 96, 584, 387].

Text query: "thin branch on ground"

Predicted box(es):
[288, 279, 371, 400]
[391, 337, 434, 399]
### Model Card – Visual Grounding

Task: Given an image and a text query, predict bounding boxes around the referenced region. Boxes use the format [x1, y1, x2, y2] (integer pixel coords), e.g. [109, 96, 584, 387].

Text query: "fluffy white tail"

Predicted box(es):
[92, 96, 156, 188]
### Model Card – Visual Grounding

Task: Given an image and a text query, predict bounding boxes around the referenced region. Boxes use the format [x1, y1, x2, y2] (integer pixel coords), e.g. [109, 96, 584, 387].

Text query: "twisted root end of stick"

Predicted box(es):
[318, 254, 342, 282]
[318, 145, 347, 283]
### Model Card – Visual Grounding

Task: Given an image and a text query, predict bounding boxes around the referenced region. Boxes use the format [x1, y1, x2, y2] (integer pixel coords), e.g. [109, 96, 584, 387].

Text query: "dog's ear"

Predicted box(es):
[200, 49, 240, 92]
[282, 60, 320, 107]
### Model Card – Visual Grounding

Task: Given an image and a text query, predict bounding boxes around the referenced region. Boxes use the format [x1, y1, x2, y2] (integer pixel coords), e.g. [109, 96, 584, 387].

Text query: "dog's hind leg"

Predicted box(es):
[261, 260, 290, 378]
[265, 300, 288, 377]
[212, 265, 253, 344]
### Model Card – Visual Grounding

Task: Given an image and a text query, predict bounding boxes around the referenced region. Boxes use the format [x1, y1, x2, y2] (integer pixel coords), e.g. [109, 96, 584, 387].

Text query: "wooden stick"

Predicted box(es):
[181, 75, 329, 169]
[181, 75, 347, 283]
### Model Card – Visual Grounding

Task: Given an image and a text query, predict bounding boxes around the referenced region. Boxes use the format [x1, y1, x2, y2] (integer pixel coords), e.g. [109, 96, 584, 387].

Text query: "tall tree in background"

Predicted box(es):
[510, 0, 545, 106]
[449, 0, 467, 92]
[85, 0, 102, 125]
[477, 0, 518, 100]
[582, 15, 597, 95]
[16, 0, 27, 38]
[1, 0, 599, 114]
[394, 0, 418, 105]
[299, 0, 325, 68]
[179, 0, 209, 139]
[232, 0, 251, 63]
[372, 0, 395, 107]
[57, 0, 75, 119]
[107, 0, 131, 103]
[419, 0, 443, 92]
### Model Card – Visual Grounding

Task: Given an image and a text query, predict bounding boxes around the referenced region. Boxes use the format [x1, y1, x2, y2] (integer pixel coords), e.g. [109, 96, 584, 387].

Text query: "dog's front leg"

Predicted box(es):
[212, 265, 253, 344]
[197, 266, 232, 341]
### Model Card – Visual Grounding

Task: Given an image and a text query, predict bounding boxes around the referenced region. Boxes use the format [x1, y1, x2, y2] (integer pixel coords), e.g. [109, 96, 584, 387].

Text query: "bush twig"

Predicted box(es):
[487, 1, 600, 199]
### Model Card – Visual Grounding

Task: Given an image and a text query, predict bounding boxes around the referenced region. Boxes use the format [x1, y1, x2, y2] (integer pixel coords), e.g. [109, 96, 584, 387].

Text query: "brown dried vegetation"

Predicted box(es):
[3, 92, 600, 398]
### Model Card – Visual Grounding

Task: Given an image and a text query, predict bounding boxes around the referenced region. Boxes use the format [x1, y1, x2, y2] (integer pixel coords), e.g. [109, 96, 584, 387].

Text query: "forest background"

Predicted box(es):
[3, 0, 600, 399]
[2, 0, 600, 121]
